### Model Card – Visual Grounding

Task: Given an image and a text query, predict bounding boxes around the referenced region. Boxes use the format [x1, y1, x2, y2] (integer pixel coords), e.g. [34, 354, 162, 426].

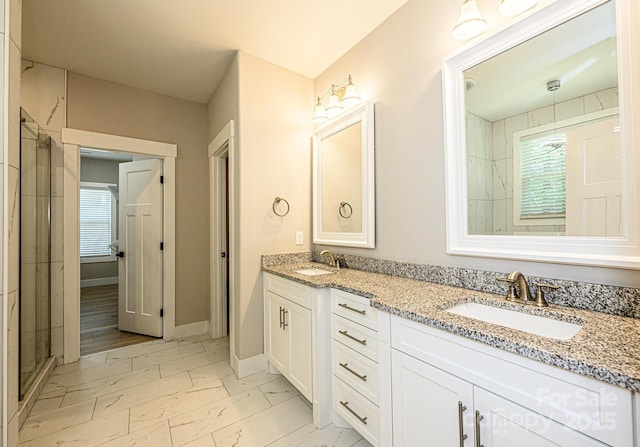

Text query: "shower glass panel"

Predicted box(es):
[19, 109, 51, 399]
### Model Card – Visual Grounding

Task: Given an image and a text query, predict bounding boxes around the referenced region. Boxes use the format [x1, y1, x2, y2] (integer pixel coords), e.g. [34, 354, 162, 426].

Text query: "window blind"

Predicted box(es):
[80, 186, 113, 257]
[519, 133, 566, 219]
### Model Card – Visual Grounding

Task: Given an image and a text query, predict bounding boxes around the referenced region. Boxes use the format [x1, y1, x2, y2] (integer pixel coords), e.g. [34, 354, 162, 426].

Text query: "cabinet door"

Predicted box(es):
[474, 388, 607, 447]
[392, 349, 474, 447]
[287, 299, 312, 401]
[266, 291, 288, 374]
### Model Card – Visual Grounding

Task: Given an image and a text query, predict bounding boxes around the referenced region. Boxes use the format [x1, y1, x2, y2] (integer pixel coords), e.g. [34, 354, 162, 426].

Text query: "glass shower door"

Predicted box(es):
[19, 109, 51, 399]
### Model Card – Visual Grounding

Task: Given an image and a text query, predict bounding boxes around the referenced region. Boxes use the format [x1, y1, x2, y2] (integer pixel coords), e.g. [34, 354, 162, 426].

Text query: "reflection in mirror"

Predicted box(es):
[321, 121, 363, 233]
[313, 101, 374, 248]
[464, 0, 619, 237]
[443, 0, 640, 268]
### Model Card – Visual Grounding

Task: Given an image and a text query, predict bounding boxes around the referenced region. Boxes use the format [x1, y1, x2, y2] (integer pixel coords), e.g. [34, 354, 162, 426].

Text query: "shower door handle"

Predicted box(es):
[116, 251, 125, 258]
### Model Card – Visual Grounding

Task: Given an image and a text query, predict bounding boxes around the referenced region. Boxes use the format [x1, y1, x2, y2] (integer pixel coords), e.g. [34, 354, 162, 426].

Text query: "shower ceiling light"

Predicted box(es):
[499, 0, 539, 16]
[312, 75, 362, 123]
[452, 0, 487, 40]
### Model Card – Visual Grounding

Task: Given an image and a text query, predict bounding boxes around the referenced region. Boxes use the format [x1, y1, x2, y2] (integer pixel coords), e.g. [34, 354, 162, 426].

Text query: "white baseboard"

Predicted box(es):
[80, 277, 118, 288]
[232, 353, 266, 379]
[171, 320, 209, 339]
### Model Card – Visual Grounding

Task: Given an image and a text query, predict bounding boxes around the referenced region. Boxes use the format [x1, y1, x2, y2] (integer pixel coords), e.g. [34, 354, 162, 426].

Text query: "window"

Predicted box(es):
[80, 182, 117, 262]
[518, 132, 566, 222]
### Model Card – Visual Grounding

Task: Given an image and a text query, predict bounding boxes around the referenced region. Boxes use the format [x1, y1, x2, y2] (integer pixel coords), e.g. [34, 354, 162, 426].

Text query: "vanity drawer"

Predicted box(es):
[333, 377, 379, 446]
[332, 315, 379, 361]
[264, 273, 312, 309]
[332, 341, 379, 404]
[332, 289, 377, 330]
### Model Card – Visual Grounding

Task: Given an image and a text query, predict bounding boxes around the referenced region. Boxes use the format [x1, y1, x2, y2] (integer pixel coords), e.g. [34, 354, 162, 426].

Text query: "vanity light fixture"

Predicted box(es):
[452, 0, 540, 40]
[452, 0, 487, 41]
[312, 75, 361, 123]
[498, 0, 538, 16]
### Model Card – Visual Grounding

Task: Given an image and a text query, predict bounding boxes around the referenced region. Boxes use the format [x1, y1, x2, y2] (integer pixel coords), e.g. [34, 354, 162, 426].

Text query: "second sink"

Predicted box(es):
[446, 302, 582, 340]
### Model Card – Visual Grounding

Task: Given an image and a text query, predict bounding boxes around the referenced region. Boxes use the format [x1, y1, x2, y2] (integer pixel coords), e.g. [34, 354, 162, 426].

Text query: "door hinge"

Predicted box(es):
[160, 242, 164, 250]
[160, 175, 164, 184]
[160, 308, 164, 317]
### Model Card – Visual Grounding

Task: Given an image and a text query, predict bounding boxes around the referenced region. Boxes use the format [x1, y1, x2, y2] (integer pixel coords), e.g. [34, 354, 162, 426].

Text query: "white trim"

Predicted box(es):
[62, 129, 177, 363]
[232, 353, 266, 379]
[62, 128, 177, 158]
[208, 121, 236, 367]
[172, 320, 210, 339]
[442, 0, 640, 269]
[80, 277, 118, 288]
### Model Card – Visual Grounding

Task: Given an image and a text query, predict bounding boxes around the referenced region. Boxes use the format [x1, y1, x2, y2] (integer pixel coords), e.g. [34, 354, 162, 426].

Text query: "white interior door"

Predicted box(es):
[566, 117, 622, 236]
[118, 158, 164, 336]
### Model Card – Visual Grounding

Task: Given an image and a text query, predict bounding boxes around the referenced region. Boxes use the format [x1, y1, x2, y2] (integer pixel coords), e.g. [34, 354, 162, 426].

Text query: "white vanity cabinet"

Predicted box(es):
[390, 315, 634, 447]
[263, 273, 332, 427]
[330, 289, 392, 446]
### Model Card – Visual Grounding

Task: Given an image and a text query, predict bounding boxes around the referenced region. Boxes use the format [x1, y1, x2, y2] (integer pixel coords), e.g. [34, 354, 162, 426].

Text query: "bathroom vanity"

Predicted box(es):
[262, 260, 640, 447]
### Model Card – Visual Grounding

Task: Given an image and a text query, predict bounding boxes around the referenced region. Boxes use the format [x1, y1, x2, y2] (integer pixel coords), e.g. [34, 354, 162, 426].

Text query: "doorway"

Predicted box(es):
[79, 150, 163, 355]
[62, 128, 177, 364]
[209, 121, 236, 366]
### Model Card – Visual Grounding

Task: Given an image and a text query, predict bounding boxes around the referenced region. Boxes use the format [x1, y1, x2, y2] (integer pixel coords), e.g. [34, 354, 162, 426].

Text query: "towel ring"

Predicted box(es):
[273, 197, 290, 217]
[339, 201, 353, 218]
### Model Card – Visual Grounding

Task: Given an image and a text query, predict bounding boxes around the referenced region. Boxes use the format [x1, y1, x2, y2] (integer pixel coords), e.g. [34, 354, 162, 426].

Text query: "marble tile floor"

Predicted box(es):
[18, 334, 372, 447]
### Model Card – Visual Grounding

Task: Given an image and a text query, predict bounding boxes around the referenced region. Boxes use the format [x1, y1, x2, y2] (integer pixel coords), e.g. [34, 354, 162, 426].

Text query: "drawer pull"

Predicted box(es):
[339, 362, 367, 382]
[338, 303, 366, 315]
[282, 309, 288, 329]
[279, 307, 284, 329]
[340, 400, 368, 425]
[458, 401, 468, 447]
[338, 330, 367, 345]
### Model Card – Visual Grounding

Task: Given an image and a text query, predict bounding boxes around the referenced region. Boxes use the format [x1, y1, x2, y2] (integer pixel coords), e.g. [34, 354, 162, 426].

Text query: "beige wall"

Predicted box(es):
[314, 0, 640, 288]
[80, 157, 119, 282]
[67, 73, 210, 326]
[208, 51, 313, 360]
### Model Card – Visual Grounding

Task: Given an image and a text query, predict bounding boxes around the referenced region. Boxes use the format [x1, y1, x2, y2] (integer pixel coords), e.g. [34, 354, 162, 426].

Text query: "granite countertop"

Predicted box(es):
[263, 262, 640, 392]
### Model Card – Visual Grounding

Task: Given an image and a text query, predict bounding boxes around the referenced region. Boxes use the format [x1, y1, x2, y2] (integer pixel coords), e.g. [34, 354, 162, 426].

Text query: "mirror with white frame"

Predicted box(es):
[313, 101, 375, 248]
[443, 0, 640, 268]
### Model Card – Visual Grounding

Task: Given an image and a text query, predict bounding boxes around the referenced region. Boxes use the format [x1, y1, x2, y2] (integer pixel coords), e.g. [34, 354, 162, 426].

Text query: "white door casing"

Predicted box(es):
[118, 159, 164, 337]
[62, 128, 176, 364]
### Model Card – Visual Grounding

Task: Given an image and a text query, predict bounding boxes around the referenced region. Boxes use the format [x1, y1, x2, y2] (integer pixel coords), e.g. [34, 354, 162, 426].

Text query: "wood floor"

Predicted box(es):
[80, 284, 157, 356]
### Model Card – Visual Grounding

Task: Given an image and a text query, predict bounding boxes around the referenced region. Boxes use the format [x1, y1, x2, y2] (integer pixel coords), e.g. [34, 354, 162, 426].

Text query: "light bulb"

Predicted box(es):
[325, 89, 344, 118]
[342, 76, 361, 108]
[312, 97, 328, 123]
[452, 0, 487, 40]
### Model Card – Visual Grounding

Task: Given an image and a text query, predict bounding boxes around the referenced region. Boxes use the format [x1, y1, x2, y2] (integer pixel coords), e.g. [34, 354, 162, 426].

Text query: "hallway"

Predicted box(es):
[18, 335, 370, 446]
[81, 284, 157, 355]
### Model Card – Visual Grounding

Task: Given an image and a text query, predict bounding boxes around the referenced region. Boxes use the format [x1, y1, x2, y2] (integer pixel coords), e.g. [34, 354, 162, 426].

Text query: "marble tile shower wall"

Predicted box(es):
[468, 86, 619, 235]
[262, 252, 640, 319]
[21, 60, 67, 361]
[466, 112, 493, 235]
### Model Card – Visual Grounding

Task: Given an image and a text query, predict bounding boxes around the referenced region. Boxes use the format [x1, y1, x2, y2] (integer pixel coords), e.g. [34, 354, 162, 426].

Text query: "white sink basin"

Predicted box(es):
[446, 302, 582, 340]
[294, 268, 334, 276]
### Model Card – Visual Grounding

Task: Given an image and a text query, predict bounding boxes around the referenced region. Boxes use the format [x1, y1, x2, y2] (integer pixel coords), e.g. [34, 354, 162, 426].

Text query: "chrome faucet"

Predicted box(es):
[320, 250, 340, 270]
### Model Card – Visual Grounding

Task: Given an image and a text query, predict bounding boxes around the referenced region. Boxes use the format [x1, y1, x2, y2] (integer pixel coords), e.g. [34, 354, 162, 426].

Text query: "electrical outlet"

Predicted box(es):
[296, 231, 304, 245]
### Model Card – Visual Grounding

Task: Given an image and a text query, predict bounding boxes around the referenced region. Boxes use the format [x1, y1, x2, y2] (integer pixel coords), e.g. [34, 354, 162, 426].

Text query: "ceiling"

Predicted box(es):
[22, 0, 409, 104]
[465, 1, 617, 122]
